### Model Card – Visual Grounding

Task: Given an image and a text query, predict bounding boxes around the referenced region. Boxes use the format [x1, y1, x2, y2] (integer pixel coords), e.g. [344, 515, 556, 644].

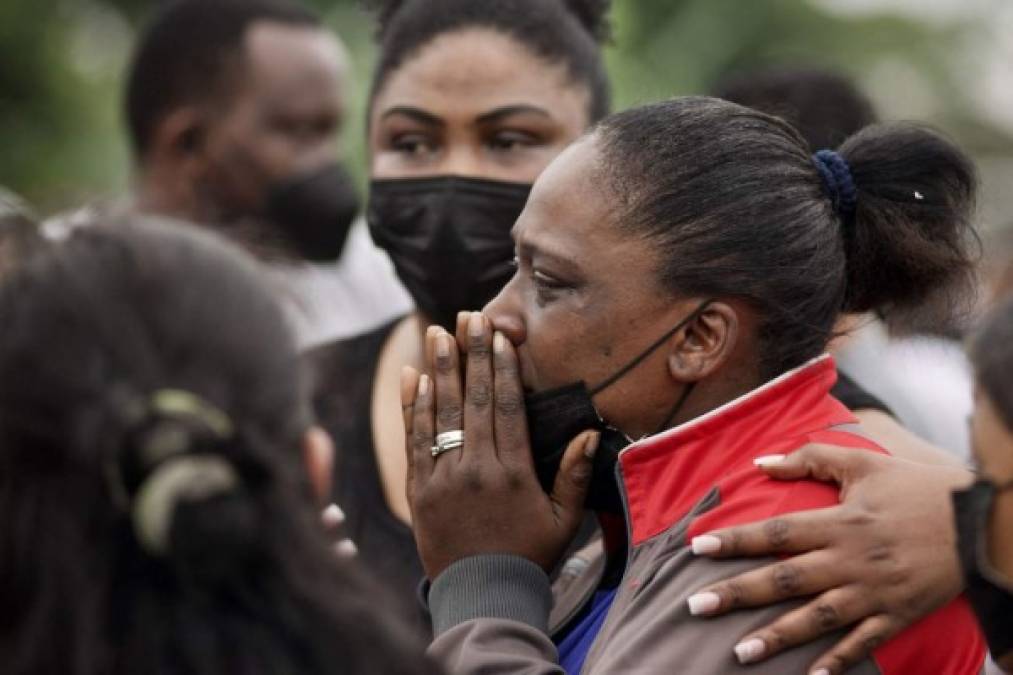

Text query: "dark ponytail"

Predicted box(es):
[367, 0, 612, 123]
[839, 124, 978, 331]
[595, 97, 977, 378]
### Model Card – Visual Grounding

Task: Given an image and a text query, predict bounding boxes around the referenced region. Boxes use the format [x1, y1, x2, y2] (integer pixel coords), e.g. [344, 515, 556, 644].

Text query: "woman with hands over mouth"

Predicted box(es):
[401, 97, 985, 674]
[308, 0, 982, 664]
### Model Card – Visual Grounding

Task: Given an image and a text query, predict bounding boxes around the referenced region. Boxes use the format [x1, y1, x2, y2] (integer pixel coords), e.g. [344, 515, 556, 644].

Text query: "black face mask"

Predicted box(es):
[266, 163, 361, 262]
[526, 301, 713, 514]
[952, 477, 1013, 663]
[368, 176, 531, 331]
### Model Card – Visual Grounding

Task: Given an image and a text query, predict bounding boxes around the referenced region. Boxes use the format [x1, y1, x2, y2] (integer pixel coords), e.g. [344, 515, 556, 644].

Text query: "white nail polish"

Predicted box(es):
[734, 638, 766, 664]
[334, 539, 358, 558]
[321, 504, 345, 527]
[812, 669, 831, 675]
[686, 591, 721, 616]
[691, 534, 722, 555]
[753, 454, 787, 467]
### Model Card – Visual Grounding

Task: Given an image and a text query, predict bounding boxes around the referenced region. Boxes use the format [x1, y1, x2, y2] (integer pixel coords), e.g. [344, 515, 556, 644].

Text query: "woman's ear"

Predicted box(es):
[667, 301, 740, 383]
[302, 425, 334, 504]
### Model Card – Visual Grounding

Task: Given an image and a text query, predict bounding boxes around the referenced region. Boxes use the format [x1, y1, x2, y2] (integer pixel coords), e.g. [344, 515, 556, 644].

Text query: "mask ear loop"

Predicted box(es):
[588, 299, 715, 397]
[654, 382, 696, 436]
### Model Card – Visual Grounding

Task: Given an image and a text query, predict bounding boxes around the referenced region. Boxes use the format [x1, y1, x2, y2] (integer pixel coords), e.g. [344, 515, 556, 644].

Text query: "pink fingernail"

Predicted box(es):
[321, 504, 345, 527]
[812, 669, 831, 675]
[754, 454, 786, 467]
[436, 332, 451, 358]
[691, 535, 721, 555]
[734, 638, 766, 664]
[334, 539, 358, 558]
[469, 312, 483, 337]
[687, 591, 720, 616]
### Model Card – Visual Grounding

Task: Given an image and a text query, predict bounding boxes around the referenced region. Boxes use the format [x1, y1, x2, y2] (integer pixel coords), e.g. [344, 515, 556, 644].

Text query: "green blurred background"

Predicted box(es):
[3, 0, 1012, 233]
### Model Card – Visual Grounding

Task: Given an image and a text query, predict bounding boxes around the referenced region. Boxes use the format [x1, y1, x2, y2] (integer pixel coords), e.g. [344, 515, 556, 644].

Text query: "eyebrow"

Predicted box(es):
[379, 106, 444, 127]
[476, 105, 553, 125]
[516, 238, 582, 276]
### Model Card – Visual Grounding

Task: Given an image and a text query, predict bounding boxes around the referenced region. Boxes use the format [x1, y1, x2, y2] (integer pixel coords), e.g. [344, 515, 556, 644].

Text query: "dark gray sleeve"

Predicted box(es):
[583, 539, 883, 675]
[427, 555, 565, 674]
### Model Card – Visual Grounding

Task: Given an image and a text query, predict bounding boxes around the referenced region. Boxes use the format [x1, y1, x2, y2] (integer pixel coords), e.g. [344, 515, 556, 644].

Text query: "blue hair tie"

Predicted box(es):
[812, 149, 857, 220]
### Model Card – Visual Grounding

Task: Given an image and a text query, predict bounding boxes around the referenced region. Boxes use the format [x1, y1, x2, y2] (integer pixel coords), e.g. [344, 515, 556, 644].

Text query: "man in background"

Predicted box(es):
[72, 0, 411, 347]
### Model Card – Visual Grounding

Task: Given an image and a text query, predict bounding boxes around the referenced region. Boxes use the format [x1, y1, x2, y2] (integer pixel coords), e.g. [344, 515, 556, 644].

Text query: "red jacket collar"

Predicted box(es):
[618, 355, 854, 546]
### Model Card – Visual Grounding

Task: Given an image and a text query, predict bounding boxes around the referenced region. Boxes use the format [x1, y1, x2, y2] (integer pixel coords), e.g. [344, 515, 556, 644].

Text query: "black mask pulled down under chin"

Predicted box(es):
[266, 163, 360, 262]
[368, 176, 530, 331]
[525, 302, 712, 515]
[952, 478, 1013, 662]
[526, 382, 629, 514]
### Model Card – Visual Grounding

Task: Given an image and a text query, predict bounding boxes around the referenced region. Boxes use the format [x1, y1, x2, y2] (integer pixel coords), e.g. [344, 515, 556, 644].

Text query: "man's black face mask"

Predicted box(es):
[266, 163, 361, 262]
[367, 176, 531, 331]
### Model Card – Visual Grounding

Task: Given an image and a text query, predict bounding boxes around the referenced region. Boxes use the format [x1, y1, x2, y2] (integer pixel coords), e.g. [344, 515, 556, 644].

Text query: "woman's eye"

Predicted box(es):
[487, 131, 539, 153]
[532, 270, 563, 288]
[391, 134, 437, 157]
[531, 269, 569, 304]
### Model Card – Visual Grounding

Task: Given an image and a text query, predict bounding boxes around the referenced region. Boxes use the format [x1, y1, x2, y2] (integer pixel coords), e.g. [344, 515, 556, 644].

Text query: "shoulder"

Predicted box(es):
[688, 428, 884, 539]
[303, 317, 404, 434]
[303, 317, 404, 385]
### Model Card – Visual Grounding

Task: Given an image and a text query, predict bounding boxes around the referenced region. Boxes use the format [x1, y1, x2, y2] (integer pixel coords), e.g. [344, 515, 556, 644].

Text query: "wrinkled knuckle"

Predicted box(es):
[763, 629, 789, 653]
[842, 507, 876, 529]
[468, 336, 491, 357]
[435, 352, 455, 373]
[467, 380, 492, 409]
[763, 518, 791, 548]
[812, 602, 842, 631]
[493, 355, 513, 373]
[495, 390, 524, 417]
[864, 543, 894, 564]
[861, 631, 886, 652]
[722, 580, 747, 609]
[887, 565, 911, 589]
[412, 429, 432, 450]
[413, 487, 437, 514]
[462, 465, 485, 493]
[827, 653, 850, 672]
[437, 404, 463, 427]
[772, 563, 803, 597]
[501, 465, 527, 492]
[723, 528, 743, 555]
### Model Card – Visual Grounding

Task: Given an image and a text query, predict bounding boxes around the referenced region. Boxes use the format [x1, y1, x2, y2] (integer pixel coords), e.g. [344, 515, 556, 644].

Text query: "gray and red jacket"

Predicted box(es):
[427, 356, 987, 674]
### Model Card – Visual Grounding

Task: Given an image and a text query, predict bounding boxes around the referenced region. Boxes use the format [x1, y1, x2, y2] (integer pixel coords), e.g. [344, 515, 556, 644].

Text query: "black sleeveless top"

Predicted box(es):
[305, 318, 430, 638]
[306, 323, 889, 638]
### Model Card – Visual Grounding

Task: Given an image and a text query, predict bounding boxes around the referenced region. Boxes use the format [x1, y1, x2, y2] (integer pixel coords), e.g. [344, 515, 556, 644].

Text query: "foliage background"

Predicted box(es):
[2, 0, 1012, 233]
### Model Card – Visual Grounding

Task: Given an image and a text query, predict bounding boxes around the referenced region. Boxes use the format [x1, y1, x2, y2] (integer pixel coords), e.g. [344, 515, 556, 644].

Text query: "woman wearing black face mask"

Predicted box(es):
[956, 298, 1013, 672]
[307, 0, 988, 659]
[305, 0, 611, 635]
